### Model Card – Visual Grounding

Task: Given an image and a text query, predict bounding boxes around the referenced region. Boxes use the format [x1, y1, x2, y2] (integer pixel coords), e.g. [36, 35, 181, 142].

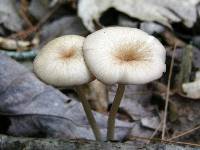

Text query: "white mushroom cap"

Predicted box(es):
[33, 35, 94, 87]
[83, 27, 166, 85]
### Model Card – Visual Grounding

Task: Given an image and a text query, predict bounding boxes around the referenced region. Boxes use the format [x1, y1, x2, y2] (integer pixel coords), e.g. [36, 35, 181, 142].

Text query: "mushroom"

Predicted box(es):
[83, 27, 166, 140]
[33, 35, 102, 141]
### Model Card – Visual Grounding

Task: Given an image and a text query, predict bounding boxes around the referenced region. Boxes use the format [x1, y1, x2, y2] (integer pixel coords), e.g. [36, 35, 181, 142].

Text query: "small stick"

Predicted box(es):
[75, 87, 102, 141]
[107, 84, 125, 141]
[19, 0, 33, 28]
[162, 44, 176, 140]
[168, 124, 200, 141]
[9, 3, 61, 39]
[146, 121, 162, 144]
[129, 135, 200, 147]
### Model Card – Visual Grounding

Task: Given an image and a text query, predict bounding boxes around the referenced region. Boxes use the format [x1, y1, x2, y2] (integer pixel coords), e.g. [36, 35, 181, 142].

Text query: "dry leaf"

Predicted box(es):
[141, 116, 161, 130]
[109, 85, 153, 121]
[78, 0, 200, 31]
[0, 0, 23, 31]
[40, 16, 88, 45]
[85, 80, 108, 112]
[0, 54, 132, 141]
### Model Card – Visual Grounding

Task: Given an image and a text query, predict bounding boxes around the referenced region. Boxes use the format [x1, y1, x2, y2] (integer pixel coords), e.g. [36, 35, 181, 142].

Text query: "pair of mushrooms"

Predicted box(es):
[33, 27, 166, 141]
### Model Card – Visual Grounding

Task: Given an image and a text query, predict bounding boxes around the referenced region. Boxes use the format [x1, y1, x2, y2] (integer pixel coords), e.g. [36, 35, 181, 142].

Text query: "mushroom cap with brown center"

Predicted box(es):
[34, 35, 94, 87]
[83, 27, 166, 85]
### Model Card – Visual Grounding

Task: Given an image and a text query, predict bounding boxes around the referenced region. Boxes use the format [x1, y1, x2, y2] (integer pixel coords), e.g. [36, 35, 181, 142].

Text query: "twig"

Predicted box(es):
[19, 0, 33, 28]
[9, 27, 37, 39]
[9, 3, 61, 39]
[168, 124, 200, 141]
[129, 135, 200, 147]
[146, 108, 163, 144]
[161, 44, 176, 140]
[146, 121, 162, 144]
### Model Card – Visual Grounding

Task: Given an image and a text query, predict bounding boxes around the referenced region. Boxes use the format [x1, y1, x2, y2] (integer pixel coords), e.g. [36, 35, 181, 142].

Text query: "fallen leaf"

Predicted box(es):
[0, 54, 132, 141]
[78, 0, 200, 31]
[40, 16, 88, 45]
[109, 85, 153, 121]
[167, 95, 200, 142]
[108, 84, 159, 139]
[140, 22, 165, 35]
[28, 0, 50, 20]
[83, 80, 108, 113]
[128, 123, 154, 139]
[141, 116, 161, 130]
[118, 14, 139, 28]
[0, 0, 23, 31]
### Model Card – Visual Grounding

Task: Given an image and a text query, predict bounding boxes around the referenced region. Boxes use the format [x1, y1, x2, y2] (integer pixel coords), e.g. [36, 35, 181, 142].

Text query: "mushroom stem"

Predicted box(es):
[75, 87, 102, 141]
[107, 84, 125, 141]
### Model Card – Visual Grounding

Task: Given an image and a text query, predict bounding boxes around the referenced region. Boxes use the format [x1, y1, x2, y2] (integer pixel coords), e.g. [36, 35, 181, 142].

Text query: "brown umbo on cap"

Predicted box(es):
[83, 27, 166, 85]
